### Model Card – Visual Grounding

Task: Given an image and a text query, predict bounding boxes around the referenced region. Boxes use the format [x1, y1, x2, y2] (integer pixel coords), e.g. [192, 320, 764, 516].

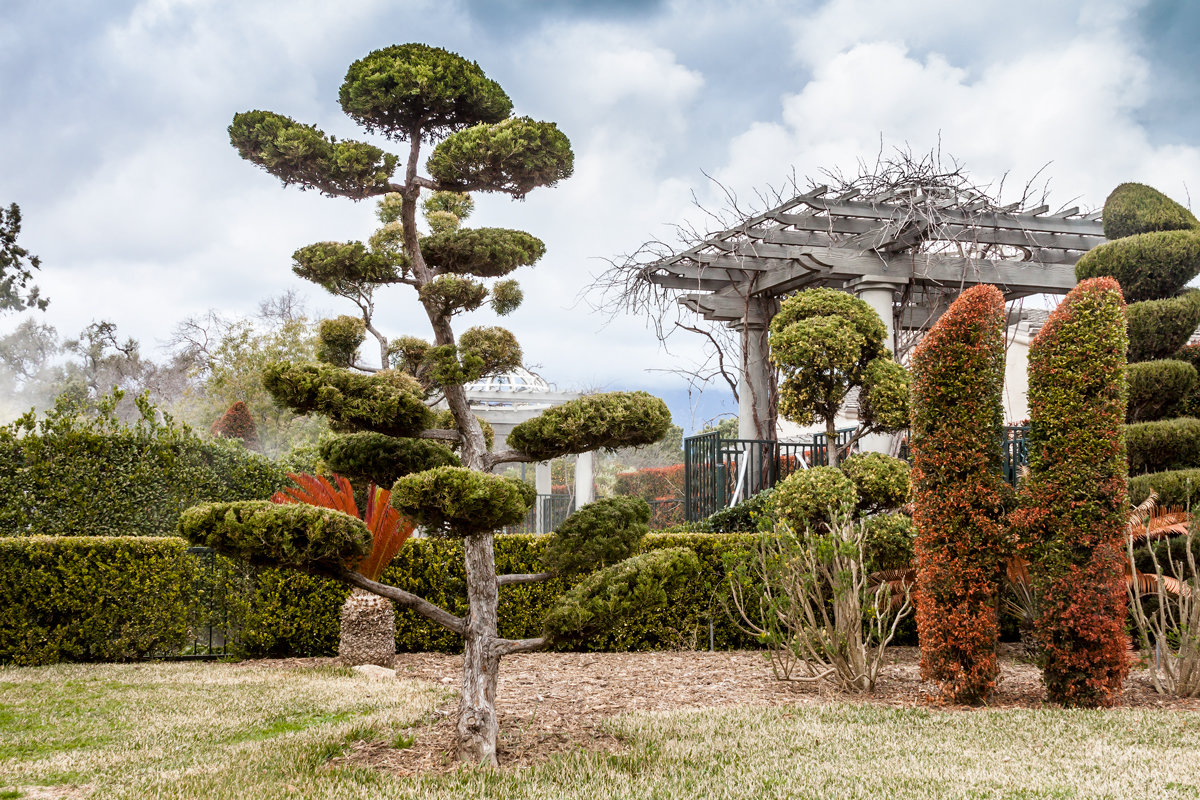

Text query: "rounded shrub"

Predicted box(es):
[1074, 229, 1200, 303]
[316, 315, 367, 368]
[862, 513, 916, 573]
[1102, 182, 1199, 240]
[1129, 468, 1200, 508]
[179, 500, 371, 572]
[1126, 417, 1200, 474]
[840, 452, 911, 514]
[427, 117, 574, 198]
[1011, 277, 1130, 707]
[768, 466, 857, 531]
[419, 228, 544, 278]
[544, 496, 651, 576]
[909, 284, 1009, 704]
[390, 466, 534, 537]
[1126, 360, 1197, 423]
[507, 391, 671, 461]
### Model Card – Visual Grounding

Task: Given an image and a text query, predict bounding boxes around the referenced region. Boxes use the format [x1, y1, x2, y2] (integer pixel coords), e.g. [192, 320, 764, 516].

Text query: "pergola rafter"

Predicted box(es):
[638, 184, 1107, 441]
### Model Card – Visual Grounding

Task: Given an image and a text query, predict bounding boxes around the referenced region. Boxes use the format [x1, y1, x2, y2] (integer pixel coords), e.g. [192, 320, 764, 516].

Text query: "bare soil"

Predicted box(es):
[243, 646, 1200, 774]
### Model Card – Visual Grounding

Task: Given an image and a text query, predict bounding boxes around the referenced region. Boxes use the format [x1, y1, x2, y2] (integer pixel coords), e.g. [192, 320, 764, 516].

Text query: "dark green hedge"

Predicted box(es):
[1127, 359, 1197, 423]
[1129, 468, 1200, 507]
[0, 537, 192, 666]
[236, 532, 759, 657]
[1126, 291, 1200, 363]
[1126, 417, 1200, 474]
[0, 400, 291, 537]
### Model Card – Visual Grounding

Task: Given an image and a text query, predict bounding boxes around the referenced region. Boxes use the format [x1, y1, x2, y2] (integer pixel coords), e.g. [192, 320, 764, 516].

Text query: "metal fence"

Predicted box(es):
[683, 428, 856, 522]
[684, 425, 1031, 522]
[501, 493, 575, 535]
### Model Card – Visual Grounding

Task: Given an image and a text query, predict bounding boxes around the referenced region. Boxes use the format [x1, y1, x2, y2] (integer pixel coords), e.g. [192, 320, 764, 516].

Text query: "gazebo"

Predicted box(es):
[640, 184, 1108, 442]
[464, 367, 595, 532]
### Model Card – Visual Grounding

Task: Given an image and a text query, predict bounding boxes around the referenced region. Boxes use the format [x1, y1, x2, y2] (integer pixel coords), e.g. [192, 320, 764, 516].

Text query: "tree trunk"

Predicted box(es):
[457, 532, 501, 765]
[338, 588, 395, 668]
[825, 417, 840, 469]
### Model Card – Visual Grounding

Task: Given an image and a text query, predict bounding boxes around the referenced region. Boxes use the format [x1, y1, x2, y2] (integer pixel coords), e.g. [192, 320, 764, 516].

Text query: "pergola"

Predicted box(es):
[641, 185, 1108, 441]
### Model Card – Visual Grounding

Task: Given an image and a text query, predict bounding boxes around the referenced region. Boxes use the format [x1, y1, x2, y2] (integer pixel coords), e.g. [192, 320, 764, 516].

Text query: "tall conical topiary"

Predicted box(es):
[1077, 183, 1200, 502]
[910, 284, 1009, 704]
[179, 43, 678, 767]
[1011, 277, 1130, 707]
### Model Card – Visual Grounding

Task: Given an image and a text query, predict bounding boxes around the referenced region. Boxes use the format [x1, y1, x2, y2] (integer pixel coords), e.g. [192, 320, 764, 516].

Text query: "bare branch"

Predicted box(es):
[332, 568, 466, 634]
[496, 572, 553, 586]
[491, 637, 548, 657]
[418, 428, 461, 442]
[484, 448, 536, 469]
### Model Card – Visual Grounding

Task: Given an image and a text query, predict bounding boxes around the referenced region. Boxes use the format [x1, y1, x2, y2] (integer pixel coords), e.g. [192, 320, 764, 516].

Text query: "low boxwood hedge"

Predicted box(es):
[0, 537, 193, 666]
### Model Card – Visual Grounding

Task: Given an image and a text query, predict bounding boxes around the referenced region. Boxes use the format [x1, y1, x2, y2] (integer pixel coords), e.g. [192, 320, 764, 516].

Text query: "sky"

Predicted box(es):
[2, 0, 1198, 433]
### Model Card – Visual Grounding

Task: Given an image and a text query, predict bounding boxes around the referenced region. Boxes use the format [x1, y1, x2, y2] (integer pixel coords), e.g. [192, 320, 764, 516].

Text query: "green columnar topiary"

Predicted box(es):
[210, 43, 680, 767]
[1125, 417, 1200, 474]
[910, 284, 1009, 704]
[1126, 360, 1197, 423]
[1125, 291, 1200, 362]
[1101, 183, 1199, 241]
[1011, 277, 1130, 707]
[1075, 230, 1200, 304]
[769, 287, 910, 467]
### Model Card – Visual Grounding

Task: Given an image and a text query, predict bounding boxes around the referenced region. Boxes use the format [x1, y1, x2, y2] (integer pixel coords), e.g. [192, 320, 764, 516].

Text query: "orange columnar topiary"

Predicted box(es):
[910, 284, 1009, 704]
[1011, 277, 1131, 707]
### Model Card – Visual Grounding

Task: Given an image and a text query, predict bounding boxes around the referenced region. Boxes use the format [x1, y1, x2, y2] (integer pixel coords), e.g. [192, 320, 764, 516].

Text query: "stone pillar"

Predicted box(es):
[535, 461, 552, 534]
[735, 308, 774, 441]
[849, 276, 906, 455]
[574, 451, 595, 506]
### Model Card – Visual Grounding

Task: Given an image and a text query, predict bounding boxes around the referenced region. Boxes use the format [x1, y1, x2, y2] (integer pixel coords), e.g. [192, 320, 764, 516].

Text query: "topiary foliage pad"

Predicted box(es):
[262, 362, 431, 438]
[179, 500, 371, 572]
[320, 432, 460, 488]
[507, 391, 671, 461]
[390, 466, 535, 537]
[543, 496, 651, 576]
[1102, 182, 1199, 241]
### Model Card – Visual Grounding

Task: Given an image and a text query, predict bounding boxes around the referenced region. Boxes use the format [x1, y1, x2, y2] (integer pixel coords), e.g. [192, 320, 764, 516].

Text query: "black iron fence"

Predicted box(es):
[684, 425, 1031, 522]
[501, 493, 575, 535]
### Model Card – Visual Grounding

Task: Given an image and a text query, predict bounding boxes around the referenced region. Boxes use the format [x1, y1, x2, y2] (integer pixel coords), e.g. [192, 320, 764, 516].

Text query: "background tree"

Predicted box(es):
[909, 285, 1009, 704]
[0, 203, 47, 313]
[210, 401, 259, 450]
[181, 43, 676, 766]
[1011, 277, 1130, 707]
[768, 287, 909, 467]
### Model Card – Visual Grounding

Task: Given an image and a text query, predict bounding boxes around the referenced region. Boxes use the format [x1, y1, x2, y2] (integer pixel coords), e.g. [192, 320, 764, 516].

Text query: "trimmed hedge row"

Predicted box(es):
[1129, 468, 1200, 508]
[237, 532, 760, 657]
[0, 403, 291, 537]
[0, 537, 193, 666]
[1126, 417, 1200, 474]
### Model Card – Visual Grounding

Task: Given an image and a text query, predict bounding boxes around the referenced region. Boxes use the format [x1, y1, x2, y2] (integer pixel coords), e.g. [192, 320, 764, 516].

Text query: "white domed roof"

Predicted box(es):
[465, 367, 551, 394]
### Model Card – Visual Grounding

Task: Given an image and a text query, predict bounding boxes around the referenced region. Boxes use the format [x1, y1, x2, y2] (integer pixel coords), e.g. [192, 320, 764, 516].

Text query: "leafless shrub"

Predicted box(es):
[1127, 519, 1200, 698]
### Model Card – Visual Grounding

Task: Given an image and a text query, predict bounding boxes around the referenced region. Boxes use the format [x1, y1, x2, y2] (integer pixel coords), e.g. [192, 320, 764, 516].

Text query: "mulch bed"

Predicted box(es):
[242, 646, 1200, 774]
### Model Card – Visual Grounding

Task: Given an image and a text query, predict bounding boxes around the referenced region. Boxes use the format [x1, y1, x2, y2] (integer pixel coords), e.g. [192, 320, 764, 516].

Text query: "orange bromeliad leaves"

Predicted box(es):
[271, 472, 414, 581]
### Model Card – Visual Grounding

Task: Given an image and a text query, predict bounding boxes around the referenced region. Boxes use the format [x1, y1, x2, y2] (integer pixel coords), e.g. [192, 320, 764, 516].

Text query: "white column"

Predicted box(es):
[573, 451, 595, 506]
[736, 317, 773, 441]
[850, 277, 906, 455]
[535, 461, 552, 533]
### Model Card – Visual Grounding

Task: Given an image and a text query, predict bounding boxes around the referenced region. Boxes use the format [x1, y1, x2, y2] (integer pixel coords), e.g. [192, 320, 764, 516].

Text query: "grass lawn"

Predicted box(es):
[1, 662, 1199, 799]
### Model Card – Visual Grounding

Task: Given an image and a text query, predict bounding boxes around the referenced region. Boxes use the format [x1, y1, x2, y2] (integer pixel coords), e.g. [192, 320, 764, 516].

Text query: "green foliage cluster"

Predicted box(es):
[293, 242, 402, 290]
[489, 279, 523, 316]
[420, 228, 544, 277]
[840, 453, 911, 514]
[769, 288, 909, 444]
[417, 274, 488, 316]
[769, 466, 858, 532]
[1013, 278, 1130, 707]
[316, 316, 366, 368]
[1128, 468, 1200, 508]
[390, 466, 535, 537]
[261, 362, 431, 437]
[543, 548, 701, 645]
[234, 533, 759, 656]
[1126, 417, 1200, 474]
[179, 501, 371, 572]
[910, 284, 1009, 704]
[0, 202, 47, 312]
[421, 326, 522, 386]
[862, 513, 916, 573]
[1126, 360, 1197, 423]
[337, 44, 512, 137]
[1075, 229, 1200, 304]
[0, 537, 191, 665]
[507, 391, 672, 461]
[427, 117, 574, 198]
[543, 497, 650, 575]
[1102, 183, 1200, 240]
[692, 489, 773, 533]
[0, 393, 290, 537]
[1125, 291, 1200, 362]
[228, 110, 398, 199]
[319, 432, 459, 487]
